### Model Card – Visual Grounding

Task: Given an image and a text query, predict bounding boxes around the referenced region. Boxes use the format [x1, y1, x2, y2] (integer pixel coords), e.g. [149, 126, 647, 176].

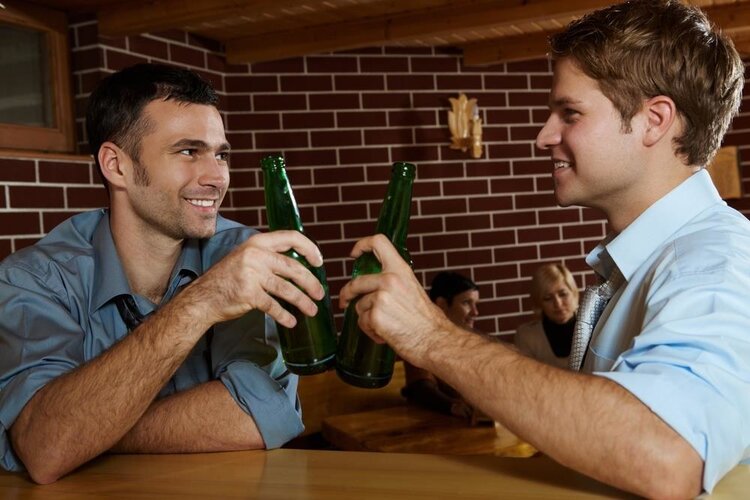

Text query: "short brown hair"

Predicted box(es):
[549, 0, 743, 167]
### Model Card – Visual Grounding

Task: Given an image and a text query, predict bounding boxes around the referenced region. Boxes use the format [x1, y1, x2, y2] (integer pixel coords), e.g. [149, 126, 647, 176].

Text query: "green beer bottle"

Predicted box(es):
[261, 154, 337, 375]
[336, 162, 416, 388]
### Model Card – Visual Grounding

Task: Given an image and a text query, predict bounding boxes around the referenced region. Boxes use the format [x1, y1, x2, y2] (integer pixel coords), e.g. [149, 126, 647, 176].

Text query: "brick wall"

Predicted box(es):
[1, 15, 749, 337]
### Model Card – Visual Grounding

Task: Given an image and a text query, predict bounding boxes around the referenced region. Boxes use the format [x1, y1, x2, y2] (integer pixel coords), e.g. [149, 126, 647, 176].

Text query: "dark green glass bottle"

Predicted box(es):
[336, 162, 416, 388]
[261, 154, 337, 375]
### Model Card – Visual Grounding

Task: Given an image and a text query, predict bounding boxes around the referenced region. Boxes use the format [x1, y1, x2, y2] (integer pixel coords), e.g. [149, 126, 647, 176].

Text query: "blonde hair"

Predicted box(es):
[549, 0, 743, 167]
[530, 263, 579, 310]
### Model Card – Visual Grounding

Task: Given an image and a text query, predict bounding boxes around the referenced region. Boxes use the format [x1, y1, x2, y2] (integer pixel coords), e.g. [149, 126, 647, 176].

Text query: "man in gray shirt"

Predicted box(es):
[0, 63, 323, 484]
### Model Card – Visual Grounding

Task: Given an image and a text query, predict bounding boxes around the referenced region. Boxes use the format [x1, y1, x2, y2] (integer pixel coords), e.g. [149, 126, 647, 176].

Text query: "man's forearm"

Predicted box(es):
[10, 291, 212, 484]
[423, 327, 703, 499]
[111, 380, 264, 453]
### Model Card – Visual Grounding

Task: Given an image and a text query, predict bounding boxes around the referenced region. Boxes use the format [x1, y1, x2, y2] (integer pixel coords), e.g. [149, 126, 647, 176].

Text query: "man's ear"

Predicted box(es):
[642, 95, 678, 147]
[98, 141, 129, 189]
[435, 296, 449, 313]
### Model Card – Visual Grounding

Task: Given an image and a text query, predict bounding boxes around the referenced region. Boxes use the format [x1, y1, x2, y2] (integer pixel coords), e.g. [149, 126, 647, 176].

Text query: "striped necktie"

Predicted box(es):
[569, 268, 624, 371]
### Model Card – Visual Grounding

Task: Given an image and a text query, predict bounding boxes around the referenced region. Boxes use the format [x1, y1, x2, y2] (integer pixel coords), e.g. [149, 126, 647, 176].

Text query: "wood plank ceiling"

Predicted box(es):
[27, 0, 750, 65]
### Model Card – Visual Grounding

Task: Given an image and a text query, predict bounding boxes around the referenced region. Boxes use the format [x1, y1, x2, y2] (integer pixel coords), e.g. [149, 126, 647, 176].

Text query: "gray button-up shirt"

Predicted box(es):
[0, 209, 302, 471]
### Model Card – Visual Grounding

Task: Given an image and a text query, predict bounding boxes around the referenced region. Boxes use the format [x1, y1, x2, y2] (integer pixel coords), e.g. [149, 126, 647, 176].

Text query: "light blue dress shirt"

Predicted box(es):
[582, 169, 750, 492]
[0, 209, 303, 472]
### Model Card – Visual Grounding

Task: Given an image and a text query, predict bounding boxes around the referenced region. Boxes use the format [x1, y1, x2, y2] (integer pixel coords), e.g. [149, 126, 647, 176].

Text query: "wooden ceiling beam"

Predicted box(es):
[226, 0, 615, 63]
[462, 30, 559, 66]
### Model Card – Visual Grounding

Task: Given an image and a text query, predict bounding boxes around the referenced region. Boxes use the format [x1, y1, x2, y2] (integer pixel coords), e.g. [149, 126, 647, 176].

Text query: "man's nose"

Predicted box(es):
[535, 115, 560, 151]
[199, 157, 229, 189]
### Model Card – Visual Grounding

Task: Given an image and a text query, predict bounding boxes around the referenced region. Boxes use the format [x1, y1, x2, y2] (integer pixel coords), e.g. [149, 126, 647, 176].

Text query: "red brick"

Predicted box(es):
[507, 59, 550, 73]
[151, 30, 185, 43]
[0, 212, 40, 235]
[9, 187, 64, 209]
[385, 47, 432, 56]
[79, 70, 109, 94]
[487, 109, 531, 125]
[415, 162, 464, 179]
[226, 75, 278, 93]
[311, 130, 362, 148]
[317, 203, 368, 222]
[538, 208, 581, 225]
[413, 92, 452, 109]
[310, 93, 360, 110]
[39, 161, 92, 184]
[532, 109, 550, 124]
[388, 110, 437, 127]
[228, 170, 256, 189]
[536, 176, 554, 191]
[283, 168, 313, 186]
[75, 22, 98, 46]
[411, 57, 458, 73]
[423, 233, 469, 251]
[225, 132, 253, 150]
[466, 161, 511, 177]
[0, 239, 11, 260]
[540, 241, 582, 259]
[13, 238, 39, 252]
[515, 192, 557, 210]
[251, 58, 304, 73]
[106, 49, 147, 71]
[73, 47, 103, 72]
[224, 209, 260, 228]
[447, 248, 493, 266]
[487, 143, 533, 159]
[563, 223, 606, 239]
[337, 111, 387, 128]
[231, 188, 264, 208]
[445, 214, 491, 231]
[335, 75, 385, 91]
[341, 184, 386, 202]
[207, 52, 227, 73]
[508, 91, 548, 107]
[483, 126, 509, 142]
[469, 196, 513, 213]
[343, 220, 381, 239]
[421, 197, 467, 216]
[410, 216, 444, 235]
[280, 112, 333, 130]
[473, 263, 518, 281]
[387, 75, 435, 91]
[493, 210, 537, 228]
[294, 186, 340, 205]
[0, 158, 35, 182]
[472, 92, 507, 107]
[362, 93, 411, 109]
[281, 75, 333, 92]
[254, 131, 309, 149]
[414, 127, 449, 143]
[530, 75, 553, 90]
[186, 33, 222, 52]
[392, 146, 439, 163]
[366, 164, 393, 182]
[510, 125, 543, 142]
[582, 208, 607, 222]
[308, 56, 358, 73]
[129, 36, 168, 60]
[364, 128, 413, 146]
[436, 75, 482, 90]
[339, 147, 389, 165]
[225, 95, 250, 111]
[490, 177, 535, 194]
[314, 165, 365, 185]
[494, 245, 539, 263]
[227, 113, 280, 130]
[360, 57, 409, 73]
[482, 296, 524, 315]
[0, 187, 5, 207]
[513, 159, 551, 175]
[485, 75, 528, 90]
[412, 251, 446, 270]
[305, 222, 342, 241]
[67, 187, 108, 209]
[443, 179, 488, 196]
[413, 181, 441, 198]
[284, 149, 338, 167]
[518, 226, 560, 244]
[253, 94, 306, 112]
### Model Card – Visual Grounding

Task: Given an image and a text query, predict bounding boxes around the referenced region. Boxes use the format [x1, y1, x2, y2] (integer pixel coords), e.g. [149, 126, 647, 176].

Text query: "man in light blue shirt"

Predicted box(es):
[335, 1, 749, 498]
[0, 64, 325, 484]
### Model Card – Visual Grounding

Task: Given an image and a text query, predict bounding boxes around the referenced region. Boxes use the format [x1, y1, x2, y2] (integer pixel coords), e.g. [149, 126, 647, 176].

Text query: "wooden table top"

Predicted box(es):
[0, 448, 745, 499]
[322, 404, 528, 455]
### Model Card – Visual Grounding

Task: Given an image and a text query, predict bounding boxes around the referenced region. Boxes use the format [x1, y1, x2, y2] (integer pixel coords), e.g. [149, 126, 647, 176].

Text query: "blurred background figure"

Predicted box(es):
[515, 263, 579, 369]
[401, 271, 479, 419]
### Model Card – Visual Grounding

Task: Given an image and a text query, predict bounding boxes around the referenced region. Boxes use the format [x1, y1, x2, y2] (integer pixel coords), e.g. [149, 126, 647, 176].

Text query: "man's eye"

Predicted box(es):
[562, 109, 579, 122]
[216, 152, 230, 162]
[178, 149, 196, 156]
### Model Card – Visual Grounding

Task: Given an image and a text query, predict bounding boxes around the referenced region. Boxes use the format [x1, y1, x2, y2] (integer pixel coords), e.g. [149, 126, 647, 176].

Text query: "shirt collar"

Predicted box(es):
[92, 211, 203, 311]
[586, 169, 724, 281]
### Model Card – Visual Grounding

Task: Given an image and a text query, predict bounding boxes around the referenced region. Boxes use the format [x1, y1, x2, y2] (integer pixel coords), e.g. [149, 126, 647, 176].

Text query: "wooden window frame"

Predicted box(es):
[0, 2, 75, 153]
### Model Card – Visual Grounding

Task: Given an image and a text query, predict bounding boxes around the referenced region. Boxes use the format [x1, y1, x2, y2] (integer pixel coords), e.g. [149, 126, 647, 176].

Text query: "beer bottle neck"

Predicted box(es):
[262, 156, 304, 232]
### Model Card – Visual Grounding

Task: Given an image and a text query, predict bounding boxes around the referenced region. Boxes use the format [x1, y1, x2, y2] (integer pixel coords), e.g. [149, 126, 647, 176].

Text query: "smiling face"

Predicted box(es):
[535, 58, 649, 218]
[123, 99, 230, 241]
[439, 289, 480, 330]
[540, 279, 578, 325]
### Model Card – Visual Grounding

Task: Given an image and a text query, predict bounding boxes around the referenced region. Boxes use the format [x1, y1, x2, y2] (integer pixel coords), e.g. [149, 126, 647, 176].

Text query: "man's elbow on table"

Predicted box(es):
[636, 446, 703, 500]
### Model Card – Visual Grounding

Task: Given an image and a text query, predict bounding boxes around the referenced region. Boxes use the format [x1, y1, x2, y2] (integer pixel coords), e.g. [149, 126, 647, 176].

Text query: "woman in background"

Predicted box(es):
[515, 263, 579, 369]
[401, 271, 479, 419]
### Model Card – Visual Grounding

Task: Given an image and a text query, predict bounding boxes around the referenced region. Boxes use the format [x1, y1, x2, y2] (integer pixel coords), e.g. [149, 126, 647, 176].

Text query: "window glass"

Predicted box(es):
[0, 24, 52, 127]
